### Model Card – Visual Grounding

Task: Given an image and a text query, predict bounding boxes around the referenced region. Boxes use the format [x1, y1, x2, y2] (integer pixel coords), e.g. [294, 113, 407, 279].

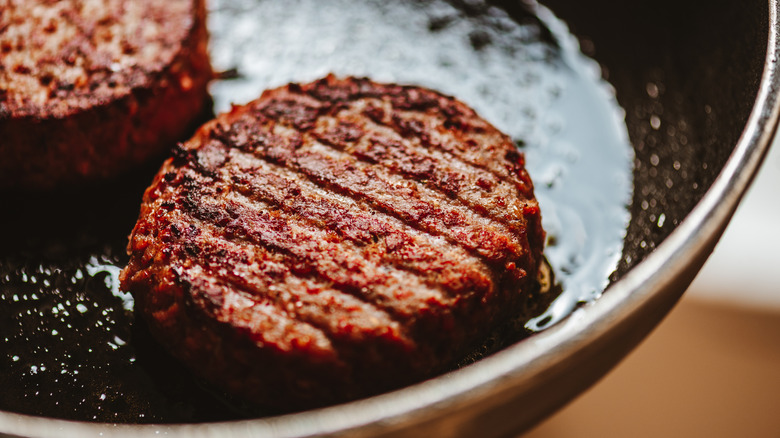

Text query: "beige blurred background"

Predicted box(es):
[524, 137, 780, 437]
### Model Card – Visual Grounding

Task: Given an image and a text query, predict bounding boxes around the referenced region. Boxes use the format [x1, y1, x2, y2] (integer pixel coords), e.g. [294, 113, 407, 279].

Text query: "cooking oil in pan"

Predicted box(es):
[0, 0, 633, 422]
[209, 0, 634, 331]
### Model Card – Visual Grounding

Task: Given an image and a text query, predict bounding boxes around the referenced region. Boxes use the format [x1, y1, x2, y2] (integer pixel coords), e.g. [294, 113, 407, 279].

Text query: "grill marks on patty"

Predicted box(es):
[154, 79, 540, 345]
[122, 76, 545, 410]
[175, 221, 411, 356]
[162, 165, 472, 347]
[206, 114, 531, 266]
[224, 155, 494, 296]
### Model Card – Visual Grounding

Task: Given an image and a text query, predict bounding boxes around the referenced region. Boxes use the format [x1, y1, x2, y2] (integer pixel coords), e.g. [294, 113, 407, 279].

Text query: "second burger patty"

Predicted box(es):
[0, 0, 212, 189]
[120, 75, 546, 413]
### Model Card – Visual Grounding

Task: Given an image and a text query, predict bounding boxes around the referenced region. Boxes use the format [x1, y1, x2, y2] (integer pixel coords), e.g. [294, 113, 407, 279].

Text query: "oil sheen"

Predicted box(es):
[0, 0, 633, 423]
[209, 0, 634, 331]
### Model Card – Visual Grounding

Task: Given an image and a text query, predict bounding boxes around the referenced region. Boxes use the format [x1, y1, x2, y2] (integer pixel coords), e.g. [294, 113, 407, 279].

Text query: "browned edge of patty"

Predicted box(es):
[0, 0, 213, 189]
[120, 75, 546, 413]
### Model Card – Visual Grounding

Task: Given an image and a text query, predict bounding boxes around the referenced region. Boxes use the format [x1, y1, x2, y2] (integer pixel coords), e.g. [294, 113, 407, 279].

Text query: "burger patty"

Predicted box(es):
[0, 0, 212, 189]
[120, 75, 546, 413]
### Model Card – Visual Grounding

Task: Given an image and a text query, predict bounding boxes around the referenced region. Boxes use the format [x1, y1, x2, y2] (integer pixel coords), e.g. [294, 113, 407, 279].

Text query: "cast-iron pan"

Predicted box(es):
[0, 0, 778, 436]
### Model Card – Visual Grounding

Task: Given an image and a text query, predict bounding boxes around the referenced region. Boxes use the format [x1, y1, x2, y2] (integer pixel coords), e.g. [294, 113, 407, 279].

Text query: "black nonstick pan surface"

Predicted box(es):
[0, 0, 777, 436]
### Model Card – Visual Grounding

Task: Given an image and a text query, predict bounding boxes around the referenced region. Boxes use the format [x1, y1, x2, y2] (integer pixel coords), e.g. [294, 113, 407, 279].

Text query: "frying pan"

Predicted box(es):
[1, 0, 778, 436]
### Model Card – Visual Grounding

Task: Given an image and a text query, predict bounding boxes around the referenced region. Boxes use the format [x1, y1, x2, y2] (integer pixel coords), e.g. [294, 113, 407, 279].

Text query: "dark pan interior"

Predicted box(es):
[0, 0, 768, 426]
[544, 0, 767, 279]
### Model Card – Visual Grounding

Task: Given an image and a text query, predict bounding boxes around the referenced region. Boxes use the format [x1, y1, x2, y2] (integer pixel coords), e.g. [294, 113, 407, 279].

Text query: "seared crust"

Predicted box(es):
[120, 76, 545, 412]
[0, 0, 212, 188]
